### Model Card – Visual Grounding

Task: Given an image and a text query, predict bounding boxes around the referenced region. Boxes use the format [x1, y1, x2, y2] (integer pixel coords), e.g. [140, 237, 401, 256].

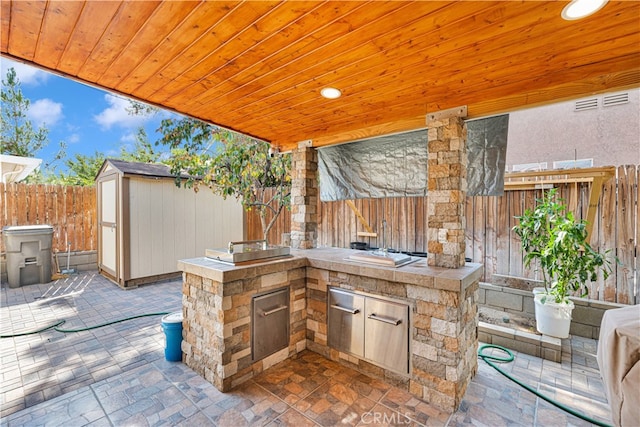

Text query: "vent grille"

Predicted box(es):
[575, 98, 598, 111]
[603, 93, 629, 107]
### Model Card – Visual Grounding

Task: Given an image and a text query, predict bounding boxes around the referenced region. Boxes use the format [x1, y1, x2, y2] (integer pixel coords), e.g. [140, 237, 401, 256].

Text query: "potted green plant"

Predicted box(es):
[512, 188, 614, 338]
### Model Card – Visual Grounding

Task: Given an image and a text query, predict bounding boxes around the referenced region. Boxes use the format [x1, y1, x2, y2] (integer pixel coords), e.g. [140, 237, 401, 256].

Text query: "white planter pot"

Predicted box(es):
[532, 287, 546, 296]
[534, 293, 575, 338]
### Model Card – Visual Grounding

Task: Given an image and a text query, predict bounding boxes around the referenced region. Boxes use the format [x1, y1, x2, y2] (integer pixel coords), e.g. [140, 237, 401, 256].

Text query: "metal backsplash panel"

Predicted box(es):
[466, 114, 510, 196]
[318, 130, 428, 202]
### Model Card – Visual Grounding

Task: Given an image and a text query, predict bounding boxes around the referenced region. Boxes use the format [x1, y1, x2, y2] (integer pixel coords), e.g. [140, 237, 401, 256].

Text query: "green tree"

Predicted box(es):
[158, 117, 291, 242]
[1, 67, 66, 179]
[0, 67, 48, 156]
[126, 100, 157, 117]
[119, 127, 161, 163]
[54, 126, 163, 186]
[56, 151, 106, 186]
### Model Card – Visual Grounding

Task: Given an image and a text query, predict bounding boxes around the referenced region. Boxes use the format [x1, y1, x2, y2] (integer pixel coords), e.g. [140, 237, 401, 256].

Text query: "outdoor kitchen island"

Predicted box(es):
[178, 247, 482, 413]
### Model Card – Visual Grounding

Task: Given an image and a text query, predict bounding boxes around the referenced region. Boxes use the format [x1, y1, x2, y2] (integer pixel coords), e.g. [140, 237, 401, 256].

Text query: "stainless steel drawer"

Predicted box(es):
[364, 297, 409, 374]
[328, 288, 365, 357]
[252, 287, 289, 361]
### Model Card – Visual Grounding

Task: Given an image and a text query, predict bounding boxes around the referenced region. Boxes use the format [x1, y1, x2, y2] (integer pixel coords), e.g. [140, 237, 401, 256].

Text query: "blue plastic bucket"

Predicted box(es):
[161, 312, 183, 362]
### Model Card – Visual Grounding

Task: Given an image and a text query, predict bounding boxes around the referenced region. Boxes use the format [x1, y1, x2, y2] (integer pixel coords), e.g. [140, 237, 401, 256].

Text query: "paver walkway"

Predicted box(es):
[1, 273, 182, 416]
[1, 272, 613, 426]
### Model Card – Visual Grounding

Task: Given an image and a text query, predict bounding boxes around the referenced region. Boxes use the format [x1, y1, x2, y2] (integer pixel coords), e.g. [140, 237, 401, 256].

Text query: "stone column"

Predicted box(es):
[290, 144, 318, 249]
[426, 114, 467, 268]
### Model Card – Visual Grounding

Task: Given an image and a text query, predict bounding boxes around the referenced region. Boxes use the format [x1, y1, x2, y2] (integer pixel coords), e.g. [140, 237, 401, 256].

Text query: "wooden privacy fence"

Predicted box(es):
[245, 204, 291, 245]
[1, 183, 97, 254]
[3, 166, 637, 303]
[248, 165, 638, 304]
[466, 165, 638, 305]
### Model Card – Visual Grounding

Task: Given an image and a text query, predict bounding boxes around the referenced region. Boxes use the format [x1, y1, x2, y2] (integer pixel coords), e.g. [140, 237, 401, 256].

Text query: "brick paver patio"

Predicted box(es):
[1, 272, 612, 426]
[1, 273, 182, 417]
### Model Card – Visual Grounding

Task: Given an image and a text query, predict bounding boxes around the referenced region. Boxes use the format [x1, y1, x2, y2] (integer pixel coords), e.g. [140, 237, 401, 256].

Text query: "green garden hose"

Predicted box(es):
[0, 312, 170, 339]
[2, 323, 613, 426]
[478, 344, 612, 427]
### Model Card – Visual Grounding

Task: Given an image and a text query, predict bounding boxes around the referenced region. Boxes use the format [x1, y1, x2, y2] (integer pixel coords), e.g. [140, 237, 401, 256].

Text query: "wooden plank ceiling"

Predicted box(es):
[1, 1, 639, 151]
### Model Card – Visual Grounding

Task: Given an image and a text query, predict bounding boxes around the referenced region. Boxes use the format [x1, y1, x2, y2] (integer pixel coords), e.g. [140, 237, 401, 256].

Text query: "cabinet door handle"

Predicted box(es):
[367, 313, 402, 326]
[263, 305, 287, 316]
[330, 304, 360, 315]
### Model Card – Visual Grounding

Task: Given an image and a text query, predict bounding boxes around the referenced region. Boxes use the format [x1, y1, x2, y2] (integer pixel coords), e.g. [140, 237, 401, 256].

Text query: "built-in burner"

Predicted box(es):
[205, 239, 290, 265]
[347, 251, 418, 267]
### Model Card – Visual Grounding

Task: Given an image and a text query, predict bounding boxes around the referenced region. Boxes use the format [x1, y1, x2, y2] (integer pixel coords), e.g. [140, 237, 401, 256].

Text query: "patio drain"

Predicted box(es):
[47, 335, 66, 342]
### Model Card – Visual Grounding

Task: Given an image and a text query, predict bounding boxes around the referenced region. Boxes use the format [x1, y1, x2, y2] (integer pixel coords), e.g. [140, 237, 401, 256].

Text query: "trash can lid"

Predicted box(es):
[2, 225, 54, 234]
[162, 312, 183, 323]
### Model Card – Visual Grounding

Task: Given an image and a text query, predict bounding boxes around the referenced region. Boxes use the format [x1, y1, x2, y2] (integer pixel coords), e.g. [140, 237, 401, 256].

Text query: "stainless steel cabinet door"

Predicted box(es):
[364, 297, 409, 374]
[328, 288, 365, 357]
[252, 288, 290, 361]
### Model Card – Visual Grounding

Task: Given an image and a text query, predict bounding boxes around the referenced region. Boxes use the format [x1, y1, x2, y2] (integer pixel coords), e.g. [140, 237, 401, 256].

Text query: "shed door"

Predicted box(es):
[99, 177, 118, 277]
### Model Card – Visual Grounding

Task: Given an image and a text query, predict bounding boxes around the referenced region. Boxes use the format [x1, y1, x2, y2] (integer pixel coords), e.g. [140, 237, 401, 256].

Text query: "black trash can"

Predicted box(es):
[161, 312, 183, 362]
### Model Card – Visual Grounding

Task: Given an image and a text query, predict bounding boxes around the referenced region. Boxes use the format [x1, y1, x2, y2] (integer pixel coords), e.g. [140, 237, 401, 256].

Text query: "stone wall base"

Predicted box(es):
[182, 264, 308, 392]
[479, 281, 627, 340]
[478, 322, 562, 362]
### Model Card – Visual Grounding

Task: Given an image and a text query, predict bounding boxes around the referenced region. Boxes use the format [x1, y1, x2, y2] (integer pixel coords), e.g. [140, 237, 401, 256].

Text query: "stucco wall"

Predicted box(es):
[506, 89, 640, 170]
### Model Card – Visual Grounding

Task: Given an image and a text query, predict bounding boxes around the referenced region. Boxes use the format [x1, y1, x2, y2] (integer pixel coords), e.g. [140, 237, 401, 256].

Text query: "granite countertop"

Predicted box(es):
[296, 247, 483, 291]
[178, 247, 483, 291]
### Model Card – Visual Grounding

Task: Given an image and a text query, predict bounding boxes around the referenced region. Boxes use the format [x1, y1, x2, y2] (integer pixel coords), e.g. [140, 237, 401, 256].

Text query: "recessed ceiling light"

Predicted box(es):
[320, 87, 341, 99]
[561, 0, 608, 20]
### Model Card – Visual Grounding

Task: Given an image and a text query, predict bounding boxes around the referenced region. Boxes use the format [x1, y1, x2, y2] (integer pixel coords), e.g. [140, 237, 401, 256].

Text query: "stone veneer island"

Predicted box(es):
[178, 247, 482, 413]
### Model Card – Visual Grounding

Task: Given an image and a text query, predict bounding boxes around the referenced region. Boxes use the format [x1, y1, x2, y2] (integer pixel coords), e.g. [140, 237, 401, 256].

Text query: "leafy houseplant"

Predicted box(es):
[513, 189, 614, 337]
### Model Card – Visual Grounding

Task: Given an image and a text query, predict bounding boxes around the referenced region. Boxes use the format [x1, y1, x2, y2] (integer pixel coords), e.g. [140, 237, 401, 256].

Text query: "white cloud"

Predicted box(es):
[28, 98, 64, 127]
[93, 94, 150, 130]
[0, 59, 50, 86]
[117, 132, 140, 156]
[120, 132, 136, 143]
[67, 133, 80, 144]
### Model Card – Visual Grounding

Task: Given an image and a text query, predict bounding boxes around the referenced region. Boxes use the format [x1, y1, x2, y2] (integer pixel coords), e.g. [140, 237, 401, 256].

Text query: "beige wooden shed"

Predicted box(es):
[96, 159, 244, 288]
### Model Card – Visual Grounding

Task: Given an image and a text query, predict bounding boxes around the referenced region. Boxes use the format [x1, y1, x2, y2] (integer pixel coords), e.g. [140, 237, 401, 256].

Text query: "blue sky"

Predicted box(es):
[1, 58, 178, 173]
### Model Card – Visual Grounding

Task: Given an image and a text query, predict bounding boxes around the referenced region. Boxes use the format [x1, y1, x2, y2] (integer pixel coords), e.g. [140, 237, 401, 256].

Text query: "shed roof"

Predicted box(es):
[2, 1, 639, 150]
[100, 159, 179, 180]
